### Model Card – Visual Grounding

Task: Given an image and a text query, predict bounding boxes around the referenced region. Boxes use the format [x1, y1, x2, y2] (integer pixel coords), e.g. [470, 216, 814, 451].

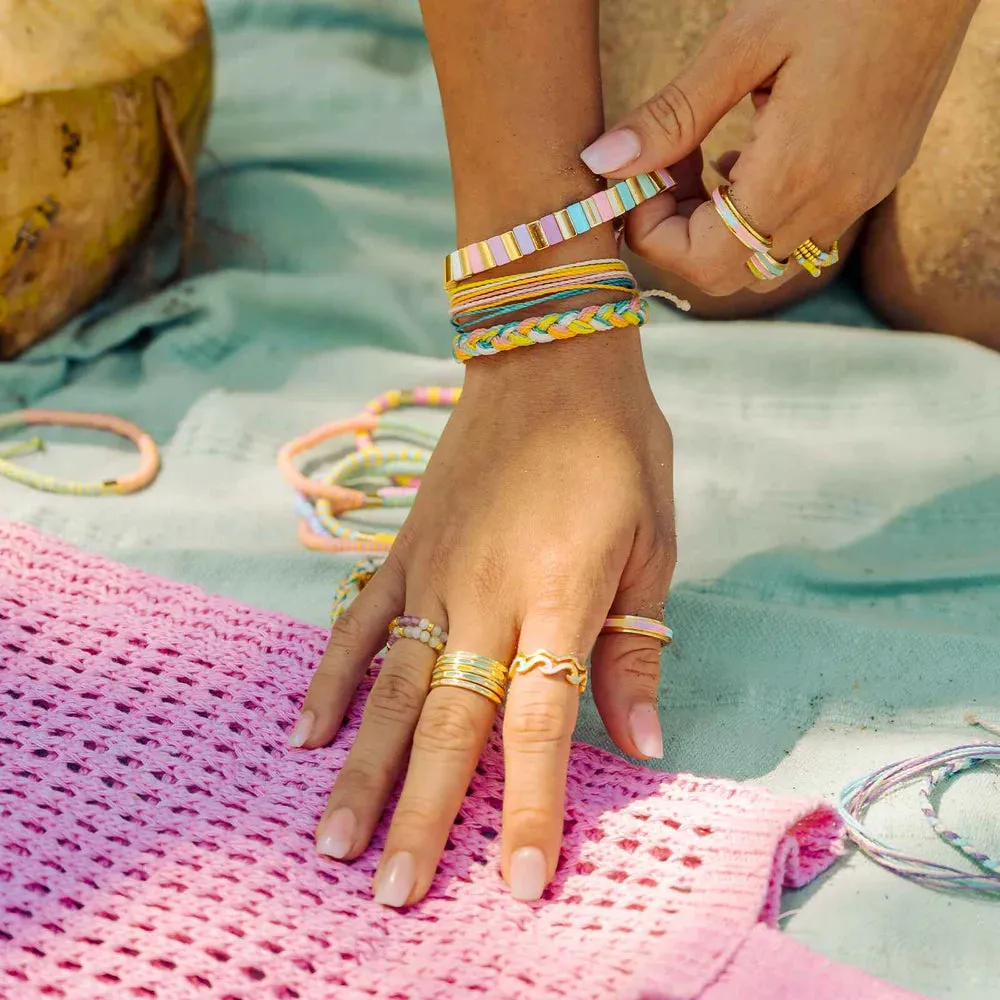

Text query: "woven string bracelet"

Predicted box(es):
[0, 409, 159, 496]
[838, 717, 1000, 895]
[453, 296, 648, 362]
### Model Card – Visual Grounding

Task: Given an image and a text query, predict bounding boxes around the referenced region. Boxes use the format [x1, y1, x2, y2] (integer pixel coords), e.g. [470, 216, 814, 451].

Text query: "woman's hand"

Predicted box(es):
[580, 0, 979, 295]
[294, 332, 675, 906]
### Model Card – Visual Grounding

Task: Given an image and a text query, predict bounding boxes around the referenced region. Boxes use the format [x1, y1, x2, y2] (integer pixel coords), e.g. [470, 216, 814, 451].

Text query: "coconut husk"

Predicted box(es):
[0, 0, 213, 359]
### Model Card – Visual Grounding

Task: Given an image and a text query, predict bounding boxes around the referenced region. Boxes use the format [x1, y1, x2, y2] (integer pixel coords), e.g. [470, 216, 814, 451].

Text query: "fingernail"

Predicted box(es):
[317, 808, 356, 860]
[374, 852, 416, 908]
[580, 129, 642, 174]
[629, 703, 664, 759]
[287, 711, 315, 748]
[509, 847, 548, 902]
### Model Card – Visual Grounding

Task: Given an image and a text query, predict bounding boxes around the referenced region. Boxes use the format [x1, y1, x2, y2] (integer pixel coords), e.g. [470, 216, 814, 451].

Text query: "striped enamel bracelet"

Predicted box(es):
[444, 168, 675, 288]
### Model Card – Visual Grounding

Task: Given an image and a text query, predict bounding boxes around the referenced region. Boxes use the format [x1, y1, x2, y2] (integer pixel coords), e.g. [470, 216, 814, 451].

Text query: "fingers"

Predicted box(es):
[372, 611, 515, 908]
[314, 594, 446, 862]
[501, 604, 601, 902]
[580, 12, 779, 177]
[292, 556, 404, 750]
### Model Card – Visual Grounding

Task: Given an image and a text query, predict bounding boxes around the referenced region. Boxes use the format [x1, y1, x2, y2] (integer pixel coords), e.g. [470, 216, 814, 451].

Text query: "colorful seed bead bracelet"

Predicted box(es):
[444, 169, 675, 288]
[0, 409, 160, 496]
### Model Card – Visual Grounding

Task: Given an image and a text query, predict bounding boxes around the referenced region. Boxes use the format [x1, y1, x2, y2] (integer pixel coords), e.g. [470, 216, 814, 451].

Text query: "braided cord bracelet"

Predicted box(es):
[839, 721, 1000, 895]
[453, 296, 647, 362]
[0, 409, 159, 496]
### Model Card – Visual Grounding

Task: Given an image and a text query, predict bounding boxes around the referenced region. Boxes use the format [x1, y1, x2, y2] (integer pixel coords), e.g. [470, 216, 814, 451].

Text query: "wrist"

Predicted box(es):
[461, 326, 650, 403]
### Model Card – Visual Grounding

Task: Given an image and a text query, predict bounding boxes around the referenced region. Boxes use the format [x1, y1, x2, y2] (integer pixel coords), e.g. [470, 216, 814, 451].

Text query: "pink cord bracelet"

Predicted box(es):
[444, 169, 675, 287]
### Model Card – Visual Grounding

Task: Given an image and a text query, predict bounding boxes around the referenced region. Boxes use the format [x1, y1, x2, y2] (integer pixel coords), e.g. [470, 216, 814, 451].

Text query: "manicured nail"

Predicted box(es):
[317, 808, 356, 860]
[509, 847, 547, 902]
[628, 703, 664, 759]
[287, 710, 315, 749]
[580, 129, 642, 174]
[374, 852, 416, 908]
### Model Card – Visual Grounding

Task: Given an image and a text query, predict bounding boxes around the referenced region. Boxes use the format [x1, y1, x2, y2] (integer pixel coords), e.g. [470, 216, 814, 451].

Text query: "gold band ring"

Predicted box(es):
[792, 238, 840, 278]
[602, 615, 673, 645]
[430, 652, 508, 706]
[746, 250, 789, 281]
[509, 650, 588, 694]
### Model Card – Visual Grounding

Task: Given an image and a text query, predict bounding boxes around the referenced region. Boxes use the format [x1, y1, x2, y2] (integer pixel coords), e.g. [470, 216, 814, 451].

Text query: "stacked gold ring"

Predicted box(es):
[430, 652, 508, 706]
[509, 650, 588, 694]
[792, 238, 840, 278]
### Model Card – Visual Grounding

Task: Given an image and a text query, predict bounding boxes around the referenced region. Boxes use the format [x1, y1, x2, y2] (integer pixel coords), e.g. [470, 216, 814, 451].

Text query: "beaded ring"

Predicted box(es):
[387, 615, 449, 653]
[0, 409, 160, 496]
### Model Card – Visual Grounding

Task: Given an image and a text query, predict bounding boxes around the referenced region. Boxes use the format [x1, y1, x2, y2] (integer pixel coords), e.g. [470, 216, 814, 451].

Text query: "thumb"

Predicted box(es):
[581, 16, 775, 177]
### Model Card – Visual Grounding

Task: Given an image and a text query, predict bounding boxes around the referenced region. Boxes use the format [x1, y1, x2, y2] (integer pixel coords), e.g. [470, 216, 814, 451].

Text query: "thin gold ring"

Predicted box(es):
[430, 652, 508, 706]
[602, 615, 673, 645]
[509, 650, 588, 694]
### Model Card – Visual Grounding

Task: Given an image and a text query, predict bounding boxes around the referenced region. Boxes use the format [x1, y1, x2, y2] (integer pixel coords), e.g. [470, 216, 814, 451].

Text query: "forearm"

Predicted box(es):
[420, 0, 618, 269]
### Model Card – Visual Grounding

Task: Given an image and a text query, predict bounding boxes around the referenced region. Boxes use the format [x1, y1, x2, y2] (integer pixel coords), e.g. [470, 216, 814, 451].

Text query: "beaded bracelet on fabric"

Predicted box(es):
[0, 409, 160, 496]
[838, 718, 1000, 895]
[453, 295, 647, 363]
[329, 556, 384, 625]
[444, 170, 675, 287]
[357, 386, 461, 451]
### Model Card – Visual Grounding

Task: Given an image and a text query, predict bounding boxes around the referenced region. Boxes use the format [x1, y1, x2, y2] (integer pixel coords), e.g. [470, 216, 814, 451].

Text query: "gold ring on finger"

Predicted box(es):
[711, 185, 773, 254]
[601, 615, 673, 645]
[430, 652, 508, 706]
[792, 238, 840, 278]
[746, 250, 789, 281]
[508, 650, 588, 695]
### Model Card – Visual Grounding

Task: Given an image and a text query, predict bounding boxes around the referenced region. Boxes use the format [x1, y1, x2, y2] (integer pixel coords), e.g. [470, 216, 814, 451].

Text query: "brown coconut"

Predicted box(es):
[0, 0, 213, 359]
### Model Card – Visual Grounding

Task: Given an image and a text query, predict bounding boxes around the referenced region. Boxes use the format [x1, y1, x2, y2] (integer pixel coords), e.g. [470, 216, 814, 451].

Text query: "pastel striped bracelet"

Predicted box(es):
[444, 169, 675, 288]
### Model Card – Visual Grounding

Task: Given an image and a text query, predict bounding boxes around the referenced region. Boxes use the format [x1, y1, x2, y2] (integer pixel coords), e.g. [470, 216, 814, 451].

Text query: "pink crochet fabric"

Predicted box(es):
[0, 521, 923, 1000]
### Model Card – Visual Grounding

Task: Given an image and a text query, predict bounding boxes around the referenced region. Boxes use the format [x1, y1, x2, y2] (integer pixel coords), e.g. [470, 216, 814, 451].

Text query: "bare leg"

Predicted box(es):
[861, 0, 1000, 349]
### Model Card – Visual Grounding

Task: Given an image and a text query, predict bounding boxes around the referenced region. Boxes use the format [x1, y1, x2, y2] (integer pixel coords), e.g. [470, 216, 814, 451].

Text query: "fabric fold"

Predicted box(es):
[0, 521, 919, 999]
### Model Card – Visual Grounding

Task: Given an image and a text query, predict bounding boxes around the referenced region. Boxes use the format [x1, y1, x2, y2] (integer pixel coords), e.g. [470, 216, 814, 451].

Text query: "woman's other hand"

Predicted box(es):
[581, 0, 979, 295]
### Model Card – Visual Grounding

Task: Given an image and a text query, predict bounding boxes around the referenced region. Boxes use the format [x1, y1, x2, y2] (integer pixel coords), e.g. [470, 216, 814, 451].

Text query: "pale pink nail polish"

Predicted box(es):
[374, 852, 416, 908]
[580, 129, 642, 174]
[287, 710, 315, 749]
[317, 808, 356, 860]
[509, 847, 547, 902]
[628, 703, 664, 759]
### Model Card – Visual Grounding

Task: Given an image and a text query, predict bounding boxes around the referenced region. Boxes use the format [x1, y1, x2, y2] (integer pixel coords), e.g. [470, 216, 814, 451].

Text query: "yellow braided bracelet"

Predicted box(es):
[452, 295, 648, 363]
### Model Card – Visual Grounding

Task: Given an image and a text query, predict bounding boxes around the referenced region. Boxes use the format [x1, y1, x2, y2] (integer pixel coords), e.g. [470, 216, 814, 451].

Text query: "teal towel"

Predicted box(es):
[1, 3, 998, 996]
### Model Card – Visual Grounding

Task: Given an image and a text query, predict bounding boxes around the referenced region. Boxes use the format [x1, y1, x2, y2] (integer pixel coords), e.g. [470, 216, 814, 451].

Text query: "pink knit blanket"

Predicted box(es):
[0, 521, 923, 1000]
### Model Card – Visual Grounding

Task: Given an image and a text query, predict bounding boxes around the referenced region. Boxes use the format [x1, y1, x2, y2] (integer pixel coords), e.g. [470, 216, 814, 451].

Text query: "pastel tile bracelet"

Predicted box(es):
[444, 169, 675, 288]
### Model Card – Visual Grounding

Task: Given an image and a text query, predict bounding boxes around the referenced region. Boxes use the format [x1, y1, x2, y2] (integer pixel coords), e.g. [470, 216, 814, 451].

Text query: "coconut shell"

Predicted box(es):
[0, 0, 213, 359]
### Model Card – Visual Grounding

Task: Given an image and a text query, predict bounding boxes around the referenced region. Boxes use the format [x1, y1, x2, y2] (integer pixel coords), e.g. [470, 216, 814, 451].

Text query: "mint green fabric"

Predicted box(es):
[2, 3, 998, 996]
